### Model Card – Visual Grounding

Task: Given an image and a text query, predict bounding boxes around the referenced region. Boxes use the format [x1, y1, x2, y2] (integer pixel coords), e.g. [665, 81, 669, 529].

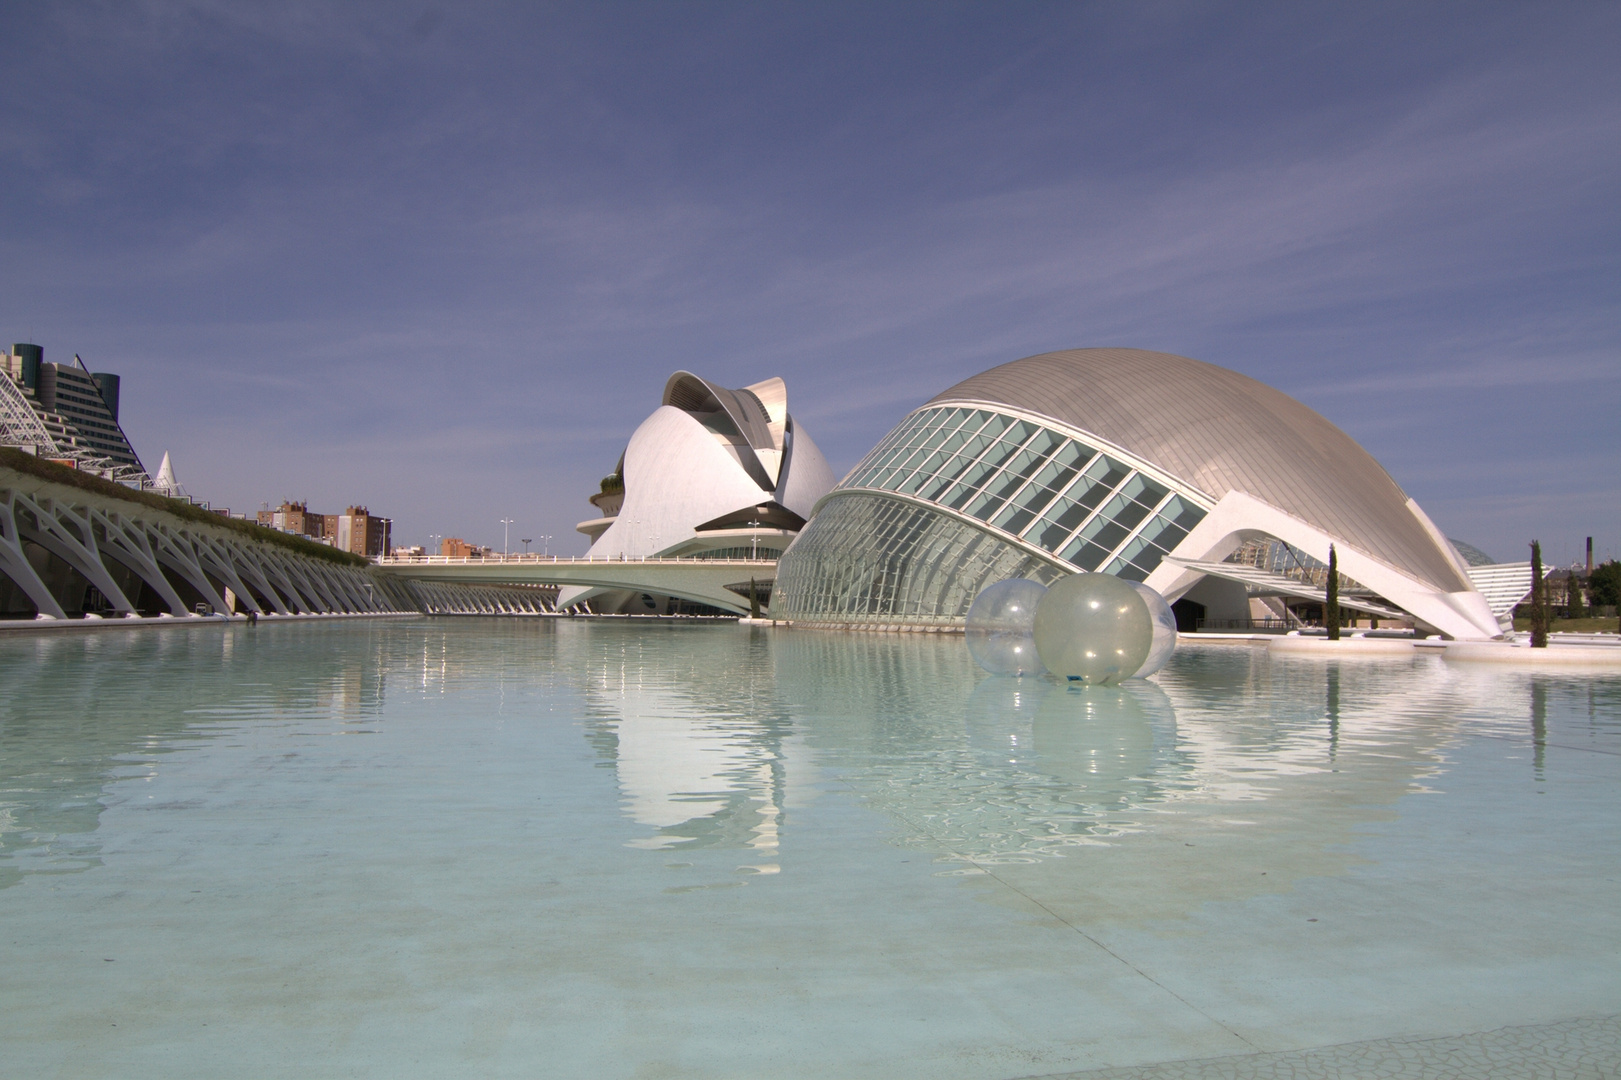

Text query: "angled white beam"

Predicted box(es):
[1144, 490, 1500, 640]
[0, 490, 67, 618]
[12, 494, 137, 614]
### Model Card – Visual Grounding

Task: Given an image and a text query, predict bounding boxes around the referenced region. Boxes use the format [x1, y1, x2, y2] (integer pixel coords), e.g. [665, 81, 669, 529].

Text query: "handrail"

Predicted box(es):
[373, 554, 780, 566]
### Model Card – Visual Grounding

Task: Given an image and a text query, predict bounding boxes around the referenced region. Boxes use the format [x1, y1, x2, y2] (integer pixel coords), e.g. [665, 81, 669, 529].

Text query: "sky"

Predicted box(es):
[1, 2, 1616, 565]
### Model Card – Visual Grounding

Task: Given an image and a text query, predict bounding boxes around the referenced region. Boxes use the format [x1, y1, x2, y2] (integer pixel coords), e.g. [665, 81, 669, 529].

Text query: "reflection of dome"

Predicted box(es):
[774, 348, 1498, 639]
[565, 371, 836, 613]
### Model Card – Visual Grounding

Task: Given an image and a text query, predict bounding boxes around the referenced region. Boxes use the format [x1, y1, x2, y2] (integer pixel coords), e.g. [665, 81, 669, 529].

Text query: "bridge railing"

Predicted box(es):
[373, 554, 778, 566]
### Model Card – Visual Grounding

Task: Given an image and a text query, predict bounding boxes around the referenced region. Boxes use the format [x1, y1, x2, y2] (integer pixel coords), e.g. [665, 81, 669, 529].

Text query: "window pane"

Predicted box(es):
[1052, 442, 1091, 470]
[964, 490, 1004, 521]
[1060, 537, 1115, 571]
[1000, 420, 1035, 446]
[993, 503, 1037, 535]
[1120, 473, 1169, 508]
[977, 438, 1024, 475]
[1024, 429, 1063, 458]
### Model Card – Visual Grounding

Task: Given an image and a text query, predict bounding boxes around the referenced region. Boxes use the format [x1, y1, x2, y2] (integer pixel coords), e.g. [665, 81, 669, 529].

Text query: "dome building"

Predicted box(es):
[564, 370, 836, 613]
[772, 348, 1500, 640]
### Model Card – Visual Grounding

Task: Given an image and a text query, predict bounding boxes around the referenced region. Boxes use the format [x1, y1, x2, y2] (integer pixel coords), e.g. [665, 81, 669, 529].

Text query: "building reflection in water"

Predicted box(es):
[575, 627, 812, 871]
[580, 627, 1574, 922]
[0, 626, 390, 890]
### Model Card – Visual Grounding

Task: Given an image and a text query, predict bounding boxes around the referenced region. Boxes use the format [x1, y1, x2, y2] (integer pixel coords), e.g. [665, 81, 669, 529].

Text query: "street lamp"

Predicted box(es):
[748, 518, 760, 561]
[522, 537, 533, 555]
[500, 518, 514, 558]
[540, 534, 553, 556]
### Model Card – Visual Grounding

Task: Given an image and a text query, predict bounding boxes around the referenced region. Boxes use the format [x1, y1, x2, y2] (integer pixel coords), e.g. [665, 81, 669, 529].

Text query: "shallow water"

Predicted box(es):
[1, 620, 1617, 1078]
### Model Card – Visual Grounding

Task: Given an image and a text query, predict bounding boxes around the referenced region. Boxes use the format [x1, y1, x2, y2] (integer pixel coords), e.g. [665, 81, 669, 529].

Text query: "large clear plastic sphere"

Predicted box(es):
[1032, 574, 1153, 685]
[1125, 581, 1178, 678]
[965, 578, 1048, 676]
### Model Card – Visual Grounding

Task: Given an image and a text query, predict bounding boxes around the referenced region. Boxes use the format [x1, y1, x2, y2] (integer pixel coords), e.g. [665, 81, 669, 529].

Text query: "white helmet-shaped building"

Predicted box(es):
[773, 348, 1501, 639]
[565, 371, 836, 613]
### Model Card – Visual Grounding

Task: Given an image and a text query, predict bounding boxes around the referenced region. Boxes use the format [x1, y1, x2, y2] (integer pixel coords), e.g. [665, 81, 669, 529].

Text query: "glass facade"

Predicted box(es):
[771, 493, 1070, 628]
[774, 405, 1210, 626]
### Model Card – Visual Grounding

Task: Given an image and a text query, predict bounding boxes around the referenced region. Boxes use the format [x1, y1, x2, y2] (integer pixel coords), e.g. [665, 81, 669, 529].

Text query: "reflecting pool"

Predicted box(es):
[1, 621, 1617, 1078]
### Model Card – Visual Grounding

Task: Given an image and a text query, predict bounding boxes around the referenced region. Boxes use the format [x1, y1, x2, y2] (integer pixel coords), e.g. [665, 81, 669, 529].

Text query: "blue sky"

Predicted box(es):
[1, 2, 1616, 564]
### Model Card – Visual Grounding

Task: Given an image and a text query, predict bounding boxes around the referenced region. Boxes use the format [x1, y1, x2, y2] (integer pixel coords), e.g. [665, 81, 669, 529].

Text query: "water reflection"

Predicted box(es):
[574, 626, 808, 866]
[0, 625, 391, 889]
[6, 619, 1618, 928]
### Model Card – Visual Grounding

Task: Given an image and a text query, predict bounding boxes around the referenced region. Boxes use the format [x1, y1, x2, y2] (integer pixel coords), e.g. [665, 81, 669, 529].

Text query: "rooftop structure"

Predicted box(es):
[773, 348, 1501, 639]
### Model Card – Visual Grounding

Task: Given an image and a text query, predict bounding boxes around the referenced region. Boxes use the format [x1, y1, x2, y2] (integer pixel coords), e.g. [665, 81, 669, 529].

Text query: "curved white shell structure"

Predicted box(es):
[564, 371, 834, 612]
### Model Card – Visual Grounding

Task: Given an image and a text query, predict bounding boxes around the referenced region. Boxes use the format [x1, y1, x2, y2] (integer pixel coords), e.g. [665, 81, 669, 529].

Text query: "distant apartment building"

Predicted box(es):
[259, 501, 328, 537]
[441, 537, 490, 558]
[335, 507, 390, 558]
[258, 501, 392, 558]
[1, 343, 146, 474]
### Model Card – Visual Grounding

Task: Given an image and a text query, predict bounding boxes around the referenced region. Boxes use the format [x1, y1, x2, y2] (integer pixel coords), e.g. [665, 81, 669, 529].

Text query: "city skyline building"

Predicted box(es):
[257, 500, 392, 558]
[1, 342, 146, 480]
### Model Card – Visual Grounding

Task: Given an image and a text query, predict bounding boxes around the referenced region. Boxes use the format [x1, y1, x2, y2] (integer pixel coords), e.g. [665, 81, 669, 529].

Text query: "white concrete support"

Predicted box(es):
[90, 508, 190, 616]
[148, 523, 229, 614]
[261, 551, 321, 613]
[1145, 491, 1501, 640]
[11, 494, 138, 614]
[228, 545, 293, 614]
[190, 533, 264, 615]
[0, 490, 67, 618]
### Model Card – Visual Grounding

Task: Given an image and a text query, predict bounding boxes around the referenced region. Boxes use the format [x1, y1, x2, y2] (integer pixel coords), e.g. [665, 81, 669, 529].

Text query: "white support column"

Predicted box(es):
[229, 545, 294, 614]
[148, 524, 228, 614]
[189, 533, 264, 615]
[0, 489, 67, 618]
[257, 551, 318, 612]
[90, 508, 188, 615]
[13, 494, 137, 614]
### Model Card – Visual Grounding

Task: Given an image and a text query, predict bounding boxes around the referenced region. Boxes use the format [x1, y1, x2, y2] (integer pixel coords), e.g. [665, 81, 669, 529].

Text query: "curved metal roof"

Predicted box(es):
[927, 348, 1470, 593]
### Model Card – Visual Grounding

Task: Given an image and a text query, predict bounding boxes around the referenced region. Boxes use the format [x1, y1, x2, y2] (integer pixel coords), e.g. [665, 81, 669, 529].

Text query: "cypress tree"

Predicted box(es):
[1529, 540, 1548, 648]
[1326, 544, 1340, 641]
[1567, 571, 1585, 619]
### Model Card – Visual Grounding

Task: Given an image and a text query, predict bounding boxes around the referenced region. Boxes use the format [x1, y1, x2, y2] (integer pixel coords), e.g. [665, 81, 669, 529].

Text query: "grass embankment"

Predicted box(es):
[1511, 615, 1619, 634]
[0, 447, 369, 568]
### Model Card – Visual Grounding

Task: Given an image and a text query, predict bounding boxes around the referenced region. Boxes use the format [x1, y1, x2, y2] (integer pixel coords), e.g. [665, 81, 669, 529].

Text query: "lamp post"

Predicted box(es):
[748, 518, 760, 561]
[540, 534, 552, 556]
[500, 518, 514, 558]
[522, 537, 532, 555]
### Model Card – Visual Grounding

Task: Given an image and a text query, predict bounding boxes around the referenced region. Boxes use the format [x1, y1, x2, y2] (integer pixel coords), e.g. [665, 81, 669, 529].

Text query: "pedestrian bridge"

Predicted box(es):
[372, 554, 776, 615]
